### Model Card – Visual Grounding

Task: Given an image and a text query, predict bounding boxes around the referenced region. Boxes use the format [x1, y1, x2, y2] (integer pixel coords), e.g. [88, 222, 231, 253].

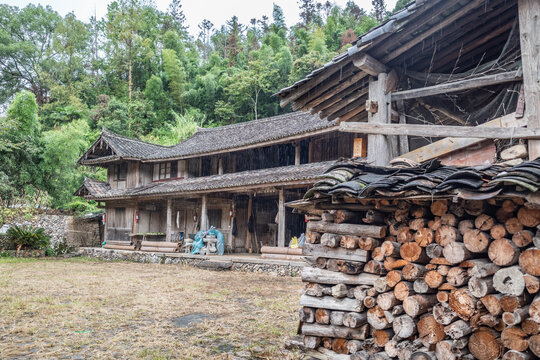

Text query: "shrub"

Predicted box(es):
[7, 225, 50, 252]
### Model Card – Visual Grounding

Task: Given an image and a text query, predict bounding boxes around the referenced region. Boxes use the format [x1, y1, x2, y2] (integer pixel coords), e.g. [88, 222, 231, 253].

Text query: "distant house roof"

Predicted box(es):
[81, 161, 332, 200]
[74, 178, 112, 197]
[79, 112, 337, 165]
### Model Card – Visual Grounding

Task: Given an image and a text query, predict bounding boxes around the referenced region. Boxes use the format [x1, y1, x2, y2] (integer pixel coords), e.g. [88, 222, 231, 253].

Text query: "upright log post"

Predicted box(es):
[201, 194, 208, 231]
[367, 73, 391, 165]
[518, 0, 540, 159]
[218, 157, 223, 175]
[278, 188, 286, 247]
[166, 198, 172, 242]
[246, 193, 253, 251]
[295, 142, 301, 165]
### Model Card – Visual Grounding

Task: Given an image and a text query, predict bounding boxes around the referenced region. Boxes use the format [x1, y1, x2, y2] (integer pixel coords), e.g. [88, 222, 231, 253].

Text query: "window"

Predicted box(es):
[153, 162, 178, 181]
[207, 209, 222, 229]
[116, 163, 127, 181]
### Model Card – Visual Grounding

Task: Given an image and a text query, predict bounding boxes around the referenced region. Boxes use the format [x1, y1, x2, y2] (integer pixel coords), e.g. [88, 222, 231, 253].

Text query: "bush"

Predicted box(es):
[7, 225, 50, 251]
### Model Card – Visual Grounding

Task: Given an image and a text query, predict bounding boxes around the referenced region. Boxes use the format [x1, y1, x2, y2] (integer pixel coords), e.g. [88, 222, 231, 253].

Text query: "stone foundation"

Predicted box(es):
[79, 247, 303, 277]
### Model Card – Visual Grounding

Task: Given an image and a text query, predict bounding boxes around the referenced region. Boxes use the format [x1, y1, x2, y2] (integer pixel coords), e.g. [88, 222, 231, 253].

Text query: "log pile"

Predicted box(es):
[299, 200, 540, 359]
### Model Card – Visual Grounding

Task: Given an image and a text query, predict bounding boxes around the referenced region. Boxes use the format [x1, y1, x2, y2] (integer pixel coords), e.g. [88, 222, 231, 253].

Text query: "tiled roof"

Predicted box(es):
[79, 112, 337, 164]
[74, 178, 111, 197]
[82, 161, 332, 200]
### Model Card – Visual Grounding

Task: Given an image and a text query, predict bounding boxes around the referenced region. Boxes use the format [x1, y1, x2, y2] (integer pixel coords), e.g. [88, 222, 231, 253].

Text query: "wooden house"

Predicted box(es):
[76, 112, 365, 252]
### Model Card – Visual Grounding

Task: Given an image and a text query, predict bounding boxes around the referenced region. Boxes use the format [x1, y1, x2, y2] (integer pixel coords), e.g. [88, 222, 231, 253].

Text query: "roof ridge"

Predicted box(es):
[101, 128, 172, 148]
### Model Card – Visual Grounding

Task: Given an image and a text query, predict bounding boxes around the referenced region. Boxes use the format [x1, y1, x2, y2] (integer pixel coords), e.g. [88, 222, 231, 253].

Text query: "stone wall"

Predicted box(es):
[79, 247, 303, 277]
[2, 212, 103, 249]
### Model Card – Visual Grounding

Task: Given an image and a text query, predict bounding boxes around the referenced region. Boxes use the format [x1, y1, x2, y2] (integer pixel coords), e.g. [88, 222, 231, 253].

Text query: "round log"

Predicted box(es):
[501, 326, 529, 352]
[431, 200, 448, 216]
[414, 279, 436, 294]
[490, 224, 507, 240]
[385, 270, 402, 288]
[397, 227, 413, 244]
[343, 311, 368, 329]
[433, 302, 458, 325]
[512, 230, 534, 248]
[410, 218, 427, 231]
[530, 334, 540, 357]
[363, 209, 385, 224]
[330, 311, 345, 326]
[447, 267, 470, 287]
[463, 229, 491, 253]
[435, 341, 457, 360]
[522, 318, 540, 335]
[315, 308, 331, 324]
[418, 315, 444, 346]
[475, 214, 496, 231]
[503, 306, 530, 326]
[306, 231, 321, 244]
[400, 242, 429, 263]
[443, 242, 472, 264]
[449, 288, 476, 320]
[358, 236, 381, 251]
[332, 338, 349, 354]
[458, 219, 474, 236]
[488, 238, 520, 266]
[481, 294, 503, 316]
[468, 276, 494, 298]
[321, 233, 341, 248]
[380, 240, 401, 258]
[519, 248, 540, 276]
[394, 281, 414, 301]
[502, 350, 535, 360]
[393, 314, 417, 338]
[444, 319, 473, 339]
[426, 243, 443, 259]
[414, 228, 434, 247]
[441, 213, 458, 227]
[403, 294, 437, 317]
[529, 294, 540, 323]
[373, 329, 394, 347]
[524, 275, 540, 294]
[493, 266, 525, 296]
[506, 218, 524, 235]
[334, 209, 360, 224]
[468, 327, 504, 360]
[340, 235, 359, 249]
[402, 263, 427, 281]
[503, 199, 519, 213]
[303, 335, 320, 349]
[377, 291, 399, 311]
[316, 257, 327, 269]
[411, 205, 429, 219]
[435, 225, 461, 247]
[517, 207, 540, 228]
[437, 291, 449, 303]
[367, 306, 391, 330]
[425, 270, 444, 288]
[468, 259, 500, 278]
[497, 208, 515, 223]
[501, 295, 528, 312]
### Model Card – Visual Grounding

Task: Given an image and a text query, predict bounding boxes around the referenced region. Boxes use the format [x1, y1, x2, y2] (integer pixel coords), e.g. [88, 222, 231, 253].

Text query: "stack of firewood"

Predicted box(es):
[299, 199, 540, 360]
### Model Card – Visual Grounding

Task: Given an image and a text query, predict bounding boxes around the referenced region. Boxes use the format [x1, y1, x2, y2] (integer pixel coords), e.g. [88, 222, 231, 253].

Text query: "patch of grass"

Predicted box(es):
[0, 257, 39, 264]
[0, 259, 303, 359]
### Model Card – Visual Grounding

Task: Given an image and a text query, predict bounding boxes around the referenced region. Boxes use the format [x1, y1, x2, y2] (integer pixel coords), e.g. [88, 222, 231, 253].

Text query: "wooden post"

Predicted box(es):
[308, 140, 313, 163]
[218, 157, 223, 175]
[295, 143, 301, 165]
[135, 162, 140, 187]
[201, 195, 208, 231]
[132, 201, 138, 235]
[278, 188, 286, 247]
[246, 193, 253, 251]
[166, 198, 172, 242]
[518, 0, 540, 159]
[367, 74, 391, 165]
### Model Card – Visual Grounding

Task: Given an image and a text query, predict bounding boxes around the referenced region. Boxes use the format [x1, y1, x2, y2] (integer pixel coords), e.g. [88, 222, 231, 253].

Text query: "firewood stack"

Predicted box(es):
[299, 199, 540, 360]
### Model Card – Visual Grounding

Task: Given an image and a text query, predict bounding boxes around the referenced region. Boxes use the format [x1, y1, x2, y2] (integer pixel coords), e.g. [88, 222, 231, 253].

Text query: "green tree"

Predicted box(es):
[41, 119, 90, 207]
[162, 49, 185, 112]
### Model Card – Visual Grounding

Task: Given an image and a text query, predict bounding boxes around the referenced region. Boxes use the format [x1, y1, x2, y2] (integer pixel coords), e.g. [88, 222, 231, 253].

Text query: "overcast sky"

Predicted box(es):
[4, 0, 398, 36]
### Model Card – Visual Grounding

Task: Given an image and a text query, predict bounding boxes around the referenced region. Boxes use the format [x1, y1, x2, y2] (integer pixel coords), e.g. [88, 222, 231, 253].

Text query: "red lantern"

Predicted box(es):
[229, 208, 233, 218]
[102, 213, 106, 224]
[135, 212, 139, 223]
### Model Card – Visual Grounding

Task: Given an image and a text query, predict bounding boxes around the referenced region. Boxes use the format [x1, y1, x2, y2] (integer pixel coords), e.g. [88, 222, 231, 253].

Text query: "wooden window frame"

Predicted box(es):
[116, 163, 128, 181]
[152, 161, 182, 182]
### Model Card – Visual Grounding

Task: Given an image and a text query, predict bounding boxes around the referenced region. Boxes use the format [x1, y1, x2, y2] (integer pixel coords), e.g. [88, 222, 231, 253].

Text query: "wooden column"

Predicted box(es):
[218, 157, 223, 175]
[246, 193, 253, 251]
[308, 140, 313, 163]
[166, 198, 172, 242]
[518, 0, 540, 159]
[278, 188, 286, 247]
[295, 143, 301, 165]
[201, 195, 208, 230]
[135, 162, 140, 187]
[367, 73, 391, 165]
[132, 201, 138, 235]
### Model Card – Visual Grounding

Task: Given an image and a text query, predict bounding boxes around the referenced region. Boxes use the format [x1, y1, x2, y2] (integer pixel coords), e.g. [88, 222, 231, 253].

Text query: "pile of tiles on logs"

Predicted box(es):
[304, 158, 540, 201]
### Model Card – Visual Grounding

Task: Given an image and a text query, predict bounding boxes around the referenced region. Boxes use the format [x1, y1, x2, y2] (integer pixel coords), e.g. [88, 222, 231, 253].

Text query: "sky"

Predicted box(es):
[4, 0, 398, 36]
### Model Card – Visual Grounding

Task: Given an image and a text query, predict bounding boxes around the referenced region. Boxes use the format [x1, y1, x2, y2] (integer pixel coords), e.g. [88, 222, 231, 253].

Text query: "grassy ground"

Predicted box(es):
[0, 257, 304, 359]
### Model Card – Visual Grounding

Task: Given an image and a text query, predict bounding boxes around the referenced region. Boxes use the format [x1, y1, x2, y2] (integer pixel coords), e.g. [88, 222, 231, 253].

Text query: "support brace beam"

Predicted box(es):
[353, 53, 386, 76]
[278, 189, 286, 247]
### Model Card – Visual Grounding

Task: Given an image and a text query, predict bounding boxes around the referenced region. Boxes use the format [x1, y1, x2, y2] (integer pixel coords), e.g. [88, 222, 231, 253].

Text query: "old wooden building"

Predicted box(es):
[76, 111, 365, 252]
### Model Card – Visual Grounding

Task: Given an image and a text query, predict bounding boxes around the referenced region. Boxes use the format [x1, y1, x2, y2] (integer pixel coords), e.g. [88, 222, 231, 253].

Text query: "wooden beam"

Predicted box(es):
[367, 74, 391, 166]
[245, 193, 252, 250]
[340, 120, 536, 139]
[278, 188, 286, 247]
[294, 143, 301, 165]
[201, 194, 208, 231]
[352, 53, 386, 76]
[397, 113, 525, 162]
[218, 157, 223, 175]
[396, 100, 409, 155]
[165, 198, 172, 242]
[391, 71, 522, 101]
[518, 0, 540, 159]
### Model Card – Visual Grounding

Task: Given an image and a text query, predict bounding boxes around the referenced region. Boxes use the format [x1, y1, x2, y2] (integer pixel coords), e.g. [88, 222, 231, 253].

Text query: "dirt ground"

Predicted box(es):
[0, 257, 304, 360]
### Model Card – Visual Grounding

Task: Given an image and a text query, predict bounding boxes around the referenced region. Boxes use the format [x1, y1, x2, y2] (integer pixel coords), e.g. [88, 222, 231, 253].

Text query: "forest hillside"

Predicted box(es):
[0, 0, 406, 212]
